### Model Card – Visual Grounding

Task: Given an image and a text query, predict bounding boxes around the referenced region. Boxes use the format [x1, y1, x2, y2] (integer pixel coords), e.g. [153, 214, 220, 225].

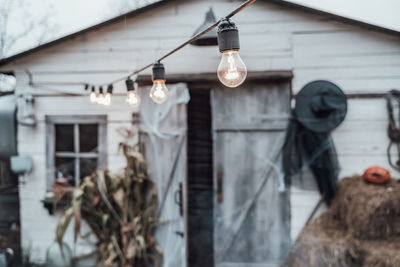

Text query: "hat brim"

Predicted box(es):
[295, 80, 347, 133]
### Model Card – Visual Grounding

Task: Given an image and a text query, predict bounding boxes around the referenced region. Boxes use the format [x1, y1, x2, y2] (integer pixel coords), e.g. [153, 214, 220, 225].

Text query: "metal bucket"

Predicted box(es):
[72, 251, 98, 267]
[0, 249, 7, 267]
[45, 241, 72, 267]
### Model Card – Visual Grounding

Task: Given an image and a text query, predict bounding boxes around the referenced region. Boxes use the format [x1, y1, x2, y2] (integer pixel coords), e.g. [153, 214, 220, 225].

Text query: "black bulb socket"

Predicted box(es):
[107, 84, 113, 94]
[99, 86, 104, 94]
[152, 62, 166, 81]
[217, 18, 240, 53]
[125, 78, 135, 92]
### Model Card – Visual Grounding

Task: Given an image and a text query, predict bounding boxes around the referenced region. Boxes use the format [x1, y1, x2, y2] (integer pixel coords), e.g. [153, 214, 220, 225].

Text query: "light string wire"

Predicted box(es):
[97, 0, 257, 87]
[29, 0, 257, 90]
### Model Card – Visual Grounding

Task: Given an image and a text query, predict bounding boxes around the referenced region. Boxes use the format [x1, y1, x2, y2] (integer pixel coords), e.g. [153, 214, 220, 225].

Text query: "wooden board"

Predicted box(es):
[212, 82, 291, 266]
[138, 83, 189, 267]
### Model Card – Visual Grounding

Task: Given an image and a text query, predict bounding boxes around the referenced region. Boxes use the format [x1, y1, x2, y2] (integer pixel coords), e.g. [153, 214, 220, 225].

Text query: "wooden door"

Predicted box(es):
[138, 84, 189, 267]
[212, 81, 291, 267]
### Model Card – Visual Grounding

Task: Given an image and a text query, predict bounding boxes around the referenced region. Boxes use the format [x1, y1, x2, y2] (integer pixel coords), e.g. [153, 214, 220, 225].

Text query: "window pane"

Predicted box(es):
[80, 158, 97, 178]
[55, 157, 75, 186]
[0, 159, 17, 187]
[79, 124, 98, 152]
[55, 124, 74, 152]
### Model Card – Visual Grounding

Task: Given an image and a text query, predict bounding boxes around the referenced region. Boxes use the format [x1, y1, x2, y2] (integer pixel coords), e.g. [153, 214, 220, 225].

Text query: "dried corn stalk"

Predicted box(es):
[56, 142, 162, 267]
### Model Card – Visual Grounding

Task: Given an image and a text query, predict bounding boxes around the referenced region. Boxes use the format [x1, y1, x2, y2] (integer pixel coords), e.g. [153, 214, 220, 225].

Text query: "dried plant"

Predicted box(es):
[56, 142, 162, 267]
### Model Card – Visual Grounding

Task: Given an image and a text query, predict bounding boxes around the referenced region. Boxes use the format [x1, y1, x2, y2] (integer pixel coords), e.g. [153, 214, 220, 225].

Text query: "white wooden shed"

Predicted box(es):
[0, 0, 399, 265]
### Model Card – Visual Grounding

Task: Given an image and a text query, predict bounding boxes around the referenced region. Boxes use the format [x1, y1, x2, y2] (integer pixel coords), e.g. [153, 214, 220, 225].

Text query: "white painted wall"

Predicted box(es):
[17, 93, 134, 262]
[1, 0, 400, 262]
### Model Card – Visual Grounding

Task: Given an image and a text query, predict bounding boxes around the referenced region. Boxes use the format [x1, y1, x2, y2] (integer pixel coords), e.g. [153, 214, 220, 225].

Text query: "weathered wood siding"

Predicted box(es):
[138, 84, 189, 267]
[15, 96, 134, 262]
[212, 81, 291, 266]
[0, 0, 399, 260]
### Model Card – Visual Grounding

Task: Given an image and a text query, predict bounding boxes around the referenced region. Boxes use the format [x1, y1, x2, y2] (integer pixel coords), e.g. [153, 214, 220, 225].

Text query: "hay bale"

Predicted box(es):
[330, 176, 400, 239]
[284, 214, 361, 267]
[359, 238, 400, 267]
[284, 176, 400, 267]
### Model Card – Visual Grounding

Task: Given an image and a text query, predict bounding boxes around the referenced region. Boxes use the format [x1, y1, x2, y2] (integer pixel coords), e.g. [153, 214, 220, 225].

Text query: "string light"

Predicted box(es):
[103, 85, 113, 106]
[125, 78, 141, 108]
[97, 86, 105, 105]
[89, 86, 97, 103]
[77, 0, 257, 105]
[150, 62, 168, 104]
[217, 18, 247, 88]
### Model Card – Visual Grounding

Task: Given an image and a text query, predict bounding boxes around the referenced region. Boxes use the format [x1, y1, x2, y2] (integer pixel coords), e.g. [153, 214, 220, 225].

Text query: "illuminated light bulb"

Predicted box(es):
[89, 86, 97, 103]
[125, 78, 141, 108]
[150, 80, 168, 104]
[126, 90, 141, 108]
[96, 86, 105, 105]
[217, 18, 247, 88]
[217, 50, 247, 88]
[103, 93, 111, 106]
[97, 94, 105, 105]
[150, 62, 168, 104]
[103, 84, 113, 106]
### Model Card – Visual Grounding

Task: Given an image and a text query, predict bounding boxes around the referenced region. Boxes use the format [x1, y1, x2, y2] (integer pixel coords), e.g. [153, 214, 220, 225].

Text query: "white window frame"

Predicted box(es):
[45, 115, 107, 191]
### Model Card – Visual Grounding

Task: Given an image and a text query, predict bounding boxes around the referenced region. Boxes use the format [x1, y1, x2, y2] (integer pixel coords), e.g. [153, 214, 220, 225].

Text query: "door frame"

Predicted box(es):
[137, 70, 294, 267]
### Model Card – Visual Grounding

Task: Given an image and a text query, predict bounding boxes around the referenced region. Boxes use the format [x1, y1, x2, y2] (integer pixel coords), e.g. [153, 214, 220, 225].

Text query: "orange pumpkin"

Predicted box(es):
[362, 166, 391, 185]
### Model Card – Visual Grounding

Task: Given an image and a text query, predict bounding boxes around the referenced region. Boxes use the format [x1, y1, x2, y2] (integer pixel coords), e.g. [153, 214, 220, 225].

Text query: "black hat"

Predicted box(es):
[295, 80, 347, 133]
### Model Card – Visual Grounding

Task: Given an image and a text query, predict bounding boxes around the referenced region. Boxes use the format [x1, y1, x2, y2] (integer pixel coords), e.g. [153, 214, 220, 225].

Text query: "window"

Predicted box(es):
[0, 159, 17, 189]
[46, 115, 107, 190]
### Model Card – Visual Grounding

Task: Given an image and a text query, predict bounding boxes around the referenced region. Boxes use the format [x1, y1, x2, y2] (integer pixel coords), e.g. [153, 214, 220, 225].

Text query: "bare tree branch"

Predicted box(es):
[0, 0, 59, 59]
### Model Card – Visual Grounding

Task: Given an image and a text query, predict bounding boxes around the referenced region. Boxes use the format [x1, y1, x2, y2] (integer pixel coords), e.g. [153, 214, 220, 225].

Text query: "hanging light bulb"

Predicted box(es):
[89, 86, 97, 103]
[125, 78, 141, 108]
[97, 86, 105, 105]
[150, 62, 168, 104]
[127, 91, 141, 108]
[217, 18, 247, 88]
[103, 84, 113, 106]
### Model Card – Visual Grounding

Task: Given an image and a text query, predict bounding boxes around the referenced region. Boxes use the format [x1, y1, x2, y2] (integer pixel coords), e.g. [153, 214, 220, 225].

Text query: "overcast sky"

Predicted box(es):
[4, 0, 400, 57]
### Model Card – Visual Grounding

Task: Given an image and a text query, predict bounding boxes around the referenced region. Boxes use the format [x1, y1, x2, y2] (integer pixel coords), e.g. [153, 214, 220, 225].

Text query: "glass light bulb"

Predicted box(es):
[103, 93, 111, 106]
[126, 91, 141, 108]
[96, 93, 105, 105]
[89, 92, 97, 103]
[217, 50, 247, 88]
[150, 80, 168, 104]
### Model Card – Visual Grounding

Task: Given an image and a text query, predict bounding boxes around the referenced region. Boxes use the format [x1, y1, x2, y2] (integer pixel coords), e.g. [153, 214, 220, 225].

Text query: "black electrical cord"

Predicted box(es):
[96, 0, 257, 87]
[30, 0, 257, 89]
